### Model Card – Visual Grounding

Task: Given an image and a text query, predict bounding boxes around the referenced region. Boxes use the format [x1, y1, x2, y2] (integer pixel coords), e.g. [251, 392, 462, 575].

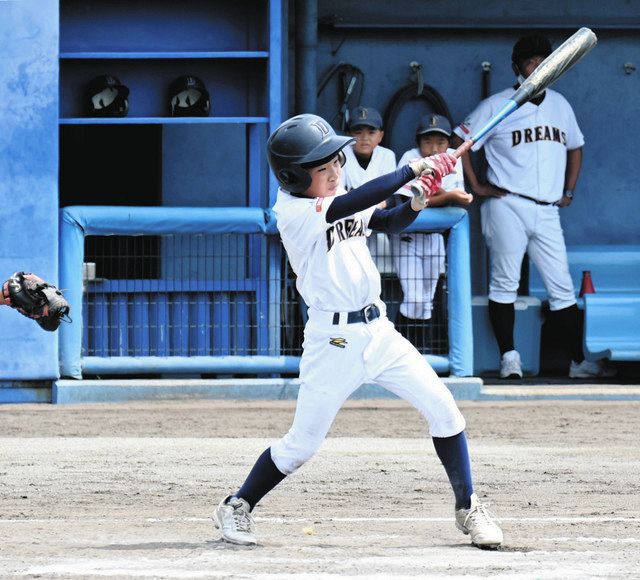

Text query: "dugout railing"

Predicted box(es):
[59, 206, 473, 379]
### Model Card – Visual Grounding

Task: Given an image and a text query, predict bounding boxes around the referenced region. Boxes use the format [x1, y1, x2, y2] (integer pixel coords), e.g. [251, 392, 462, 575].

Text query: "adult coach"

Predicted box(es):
[452, 34, 610, 379]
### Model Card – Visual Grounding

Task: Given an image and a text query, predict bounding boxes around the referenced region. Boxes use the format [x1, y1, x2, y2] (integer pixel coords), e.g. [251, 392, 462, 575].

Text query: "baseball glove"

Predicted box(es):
[2, 272, 71, 331]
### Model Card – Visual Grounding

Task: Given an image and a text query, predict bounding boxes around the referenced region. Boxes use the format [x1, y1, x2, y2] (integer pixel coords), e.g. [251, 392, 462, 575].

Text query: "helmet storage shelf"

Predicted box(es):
[59, 117, 269, 125]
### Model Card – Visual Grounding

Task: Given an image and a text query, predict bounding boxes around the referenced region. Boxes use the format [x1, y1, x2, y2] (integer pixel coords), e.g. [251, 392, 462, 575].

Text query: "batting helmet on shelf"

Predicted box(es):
[168, 75, 211, 117]
[267, 114, 354, 194]
[86, 74, 129, 117]
[512, 34, 553, 69]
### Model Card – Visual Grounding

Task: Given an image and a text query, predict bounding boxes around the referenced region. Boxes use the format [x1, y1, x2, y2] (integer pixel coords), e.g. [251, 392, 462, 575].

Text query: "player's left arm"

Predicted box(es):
[557, 147, 583, 208]
[368, 197, 419, 233]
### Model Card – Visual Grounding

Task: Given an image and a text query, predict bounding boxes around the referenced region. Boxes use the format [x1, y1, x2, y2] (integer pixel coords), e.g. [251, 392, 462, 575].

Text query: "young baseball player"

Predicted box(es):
[390, 114, 472, 349]
[213, 113, 503, 549]
[342, 106, 396, 188]
[452, 34, 613, 379]
[341, 106, 397, 272]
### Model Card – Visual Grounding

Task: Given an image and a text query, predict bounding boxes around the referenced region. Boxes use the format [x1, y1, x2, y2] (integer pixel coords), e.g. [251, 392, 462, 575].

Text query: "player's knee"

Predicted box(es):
[488, 287, 517, 304]
[271, 432, 324, 475]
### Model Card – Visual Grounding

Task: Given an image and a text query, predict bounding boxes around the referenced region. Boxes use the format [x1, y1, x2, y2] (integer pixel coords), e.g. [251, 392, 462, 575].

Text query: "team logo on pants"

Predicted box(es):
[329, 337, 347, 348]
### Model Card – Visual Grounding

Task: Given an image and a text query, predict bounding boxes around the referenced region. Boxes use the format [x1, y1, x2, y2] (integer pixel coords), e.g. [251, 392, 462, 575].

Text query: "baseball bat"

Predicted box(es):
[453, 27, 598, 158]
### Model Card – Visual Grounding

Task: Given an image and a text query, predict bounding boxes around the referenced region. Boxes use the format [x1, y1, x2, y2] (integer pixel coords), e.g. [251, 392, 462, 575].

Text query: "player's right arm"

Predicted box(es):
[452, 97, 509, 198]
[429, 188, 474, 207]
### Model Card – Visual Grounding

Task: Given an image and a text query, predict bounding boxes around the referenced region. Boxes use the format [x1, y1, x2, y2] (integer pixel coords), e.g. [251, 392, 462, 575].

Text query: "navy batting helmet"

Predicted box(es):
[267, 114, 354, 194]
[168, 75, 210, 117]
[86, 75, 129, 117]
[512, 34, 552, 69]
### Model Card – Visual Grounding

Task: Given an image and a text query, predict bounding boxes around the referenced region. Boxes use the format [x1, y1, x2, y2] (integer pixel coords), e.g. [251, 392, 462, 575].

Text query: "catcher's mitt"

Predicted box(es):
[2, 272, 71, 331]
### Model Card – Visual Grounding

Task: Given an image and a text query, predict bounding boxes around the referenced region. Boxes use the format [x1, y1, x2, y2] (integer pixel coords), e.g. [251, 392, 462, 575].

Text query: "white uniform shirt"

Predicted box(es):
[273, 188, 380, 312]
[454, 87, 584, 203]
[341, 144, 397, 191]
[395, 147, 464, 197]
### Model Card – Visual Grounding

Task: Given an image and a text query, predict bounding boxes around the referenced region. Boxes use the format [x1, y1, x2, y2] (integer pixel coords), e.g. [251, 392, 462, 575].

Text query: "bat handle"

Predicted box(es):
[453, 139, 474, 158]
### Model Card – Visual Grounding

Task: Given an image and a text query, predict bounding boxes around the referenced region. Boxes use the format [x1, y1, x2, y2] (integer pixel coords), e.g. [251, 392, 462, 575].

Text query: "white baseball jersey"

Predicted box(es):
[273, 187, 380, 312]
[340, 144, 397, 191]
[454, 87, 584, 203]
[390, 148, 463, 319]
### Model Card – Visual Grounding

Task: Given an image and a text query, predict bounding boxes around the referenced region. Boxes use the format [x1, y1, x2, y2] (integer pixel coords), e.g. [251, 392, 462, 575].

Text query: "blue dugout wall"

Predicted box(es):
[1, 0, 639, 384]
[0, 0, 59, 380]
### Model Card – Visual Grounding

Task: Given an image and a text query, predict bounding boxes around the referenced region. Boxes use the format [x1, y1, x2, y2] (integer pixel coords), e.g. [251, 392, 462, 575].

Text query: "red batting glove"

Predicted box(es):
[428, 152, 457, 180]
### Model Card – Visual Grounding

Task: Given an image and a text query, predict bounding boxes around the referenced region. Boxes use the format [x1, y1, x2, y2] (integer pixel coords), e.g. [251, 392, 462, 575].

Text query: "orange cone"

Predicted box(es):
[579, 270, 595, 297]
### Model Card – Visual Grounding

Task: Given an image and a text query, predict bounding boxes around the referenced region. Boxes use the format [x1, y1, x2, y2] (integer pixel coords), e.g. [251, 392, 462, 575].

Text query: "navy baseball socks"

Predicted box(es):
[488, 300, 515, 355]
[432, 431, 473, 510]
[489, 300, 523, 378]
[433, 431, 503, 548]
[214, 447, 286, 544]
[234, 447, 287, 509]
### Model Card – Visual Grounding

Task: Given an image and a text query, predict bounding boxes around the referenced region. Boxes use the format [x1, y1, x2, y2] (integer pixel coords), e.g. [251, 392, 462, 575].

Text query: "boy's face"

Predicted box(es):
[304, 154, 342, 198]
[349, 126, 384, 157]
[418, 133, 450, 157]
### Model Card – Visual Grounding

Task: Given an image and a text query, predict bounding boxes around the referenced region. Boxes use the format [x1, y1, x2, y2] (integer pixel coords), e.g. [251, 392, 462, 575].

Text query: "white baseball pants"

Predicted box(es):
[481, 195, 576, 311]
[270, 303, 466, 475]
[389, 232, 445, 320]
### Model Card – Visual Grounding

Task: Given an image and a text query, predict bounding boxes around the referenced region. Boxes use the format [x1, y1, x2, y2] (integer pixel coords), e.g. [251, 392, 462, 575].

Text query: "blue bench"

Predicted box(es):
[583, 294, 640, 361]
[529, 245, 640, 362]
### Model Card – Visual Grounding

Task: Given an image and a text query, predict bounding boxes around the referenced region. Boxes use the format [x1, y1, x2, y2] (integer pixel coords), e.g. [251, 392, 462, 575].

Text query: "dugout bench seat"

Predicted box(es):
[529, 244, 640, 362]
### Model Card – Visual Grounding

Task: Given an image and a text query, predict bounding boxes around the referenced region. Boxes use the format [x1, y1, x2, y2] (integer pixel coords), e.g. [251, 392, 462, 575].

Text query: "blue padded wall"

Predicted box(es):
[0, 0, 60, 379]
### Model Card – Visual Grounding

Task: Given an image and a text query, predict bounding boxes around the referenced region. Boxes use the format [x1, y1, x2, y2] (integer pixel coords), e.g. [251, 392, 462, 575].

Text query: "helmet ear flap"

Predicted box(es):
[278, 166, 312, 194]
[338, 150, 347, 167]
[278, 169, 295, 186]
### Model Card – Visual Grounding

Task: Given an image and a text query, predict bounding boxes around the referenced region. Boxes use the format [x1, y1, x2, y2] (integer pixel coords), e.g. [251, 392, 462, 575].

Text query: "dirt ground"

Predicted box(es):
[0, 399, 639, 578]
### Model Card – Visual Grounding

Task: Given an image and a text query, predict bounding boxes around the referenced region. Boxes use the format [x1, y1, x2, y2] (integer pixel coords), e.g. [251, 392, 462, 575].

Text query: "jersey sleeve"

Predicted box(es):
[382, 148, 397, 174]
[275, 195, 335, 253]
[454, 97, 495, 151]
[563, 100, 585, 150]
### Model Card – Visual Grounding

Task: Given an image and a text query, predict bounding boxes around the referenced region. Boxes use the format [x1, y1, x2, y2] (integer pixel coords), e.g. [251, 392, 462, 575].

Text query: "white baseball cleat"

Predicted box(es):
[500, 349, 523, 379]
[213, 496, 257, 545]
[455, 493, 503, 549]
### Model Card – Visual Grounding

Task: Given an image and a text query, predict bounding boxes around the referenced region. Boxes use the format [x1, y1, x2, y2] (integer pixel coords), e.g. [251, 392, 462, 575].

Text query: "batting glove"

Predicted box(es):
[409, 152, 457, 179]
[410, 173, 442, 210]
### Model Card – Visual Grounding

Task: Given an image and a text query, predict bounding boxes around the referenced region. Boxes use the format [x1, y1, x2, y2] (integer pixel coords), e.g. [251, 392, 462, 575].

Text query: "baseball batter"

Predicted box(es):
[453, 34, 610, 379]
[213, 113, 503, 549]
[390, 114, 471, 349]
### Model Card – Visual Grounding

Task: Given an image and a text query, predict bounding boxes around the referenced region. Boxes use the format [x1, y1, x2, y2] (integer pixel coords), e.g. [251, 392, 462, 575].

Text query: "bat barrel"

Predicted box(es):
[512, 27, 597, 106]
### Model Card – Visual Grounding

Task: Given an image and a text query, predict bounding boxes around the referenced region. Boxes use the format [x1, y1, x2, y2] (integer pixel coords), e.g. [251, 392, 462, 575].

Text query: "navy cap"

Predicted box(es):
[416, 113, 452, 138]
[347, 106, 383, 130]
